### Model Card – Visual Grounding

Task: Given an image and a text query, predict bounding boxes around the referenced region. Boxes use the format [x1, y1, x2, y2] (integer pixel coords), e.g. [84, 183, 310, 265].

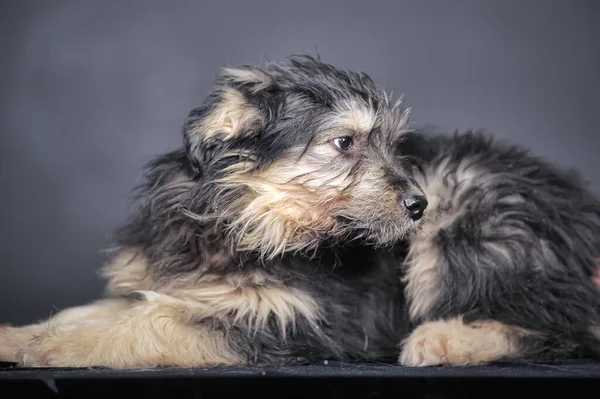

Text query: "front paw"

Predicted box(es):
[399, 321, 452, 367]
[0, 325, 18, 362]
[0, 324, 42, 363]
[398, 318, 518, 367]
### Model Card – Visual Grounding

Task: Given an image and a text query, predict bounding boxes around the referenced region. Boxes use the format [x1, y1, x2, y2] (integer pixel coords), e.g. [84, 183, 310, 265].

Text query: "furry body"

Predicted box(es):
[399, 131, 600, 364]
[1, 56, 600, 368]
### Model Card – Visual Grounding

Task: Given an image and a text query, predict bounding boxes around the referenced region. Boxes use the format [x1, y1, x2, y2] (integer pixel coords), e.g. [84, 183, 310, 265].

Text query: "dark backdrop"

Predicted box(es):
[1, 0, 599, 325]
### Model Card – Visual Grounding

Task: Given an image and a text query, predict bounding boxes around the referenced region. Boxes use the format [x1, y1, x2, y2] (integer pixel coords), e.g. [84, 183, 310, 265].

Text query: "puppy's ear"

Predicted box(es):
[183, 66, 279, 174]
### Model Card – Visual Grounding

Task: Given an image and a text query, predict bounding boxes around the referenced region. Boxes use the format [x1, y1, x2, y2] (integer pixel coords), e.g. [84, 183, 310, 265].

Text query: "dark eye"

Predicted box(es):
[332, 136, 354, 151]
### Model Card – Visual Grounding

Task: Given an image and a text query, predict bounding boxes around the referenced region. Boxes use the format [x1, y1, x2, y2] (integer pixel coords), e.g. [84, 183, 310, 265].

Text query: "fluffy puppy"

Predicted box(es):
[0, 56, 420, 368]
[1, 56, 600, 369]
[396, 130, 600, 366]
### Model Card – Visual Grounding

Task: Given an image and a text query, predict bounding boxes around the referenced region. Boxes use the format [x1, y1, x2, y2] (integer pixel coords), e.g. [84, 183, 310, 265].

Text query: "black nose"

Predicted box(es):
[403, 195, 428, 221]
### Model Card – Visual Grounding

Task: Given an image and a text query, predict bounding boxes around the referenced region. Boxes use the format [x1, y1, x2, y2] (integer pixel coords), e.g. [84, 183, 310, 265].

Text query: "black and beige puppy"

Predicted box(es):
[397, 129, 600, 366]
[0, 56, 421, 368]
[2, 56, 600, 369]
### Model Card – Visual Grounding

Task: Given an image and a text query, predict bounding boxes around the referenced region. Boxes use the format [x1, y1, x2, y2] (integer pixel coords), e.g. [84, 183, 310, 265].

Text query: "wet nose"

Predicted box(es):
[403, 195, 428, 221]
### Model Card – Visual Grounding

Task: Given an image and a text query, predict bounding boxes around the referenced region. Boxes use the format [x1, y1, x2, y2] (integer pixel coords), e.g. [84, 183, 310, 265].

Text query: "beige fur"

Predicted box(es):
[403, 236, 442, 321]
[0, 299, 130, 363]
[189, 87, 261, 146]
[216, 145, 420, 259]
[0, 248, 322, 367]
[102, 248, 322, 335]
[216, 150, 349, 259]
[101, 248, 154, 296]
[330, 100, 378, 133]
[221, 67, 272, 93]
[403, 157, 482, 320]
[399, 317, 528, 367]
[157, 271, 322, 337]
[103, 249, 322, 336]
[0, 325, 46, 363]
[17, 296, 243, 368]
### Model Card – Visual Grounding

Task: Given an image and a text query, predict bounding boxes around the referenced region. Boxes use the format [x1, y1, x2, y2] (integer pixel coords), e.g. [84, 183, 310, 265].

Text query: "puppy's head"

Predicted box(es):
[184, 56, 425, 259]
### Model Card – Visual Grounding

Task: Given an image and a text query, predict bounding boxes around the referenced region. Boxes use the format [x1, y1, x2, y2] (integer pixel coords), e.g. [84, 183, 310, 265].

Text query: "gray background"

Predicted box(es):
[1, 0, 598, 325]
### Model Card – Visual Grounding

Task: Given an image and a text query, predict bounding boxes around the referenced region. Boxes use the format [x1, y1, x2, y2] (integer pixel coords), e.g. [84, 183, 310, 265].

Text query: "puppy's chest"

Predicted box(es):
[401, 160, 484, 321]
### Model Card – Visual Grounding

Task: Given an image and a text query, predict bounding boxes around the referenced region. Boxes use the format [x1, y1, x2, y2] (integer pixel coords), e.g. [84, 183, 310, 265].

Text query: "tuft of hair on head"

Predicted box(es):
[182, 63, 280, 176]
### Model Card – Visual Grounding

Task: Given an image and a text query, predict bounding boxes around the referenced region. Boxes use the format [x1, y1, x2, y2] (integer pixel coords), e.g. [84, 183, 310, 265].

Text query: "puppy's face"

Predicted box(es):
[184, 56, 425, 259]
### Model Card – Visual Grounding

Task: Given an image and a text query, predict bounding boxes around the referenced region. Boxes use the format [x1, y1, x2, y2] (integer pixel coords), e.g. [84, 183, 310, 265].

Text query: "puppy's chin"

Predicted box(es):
[337, 215, 424, 247]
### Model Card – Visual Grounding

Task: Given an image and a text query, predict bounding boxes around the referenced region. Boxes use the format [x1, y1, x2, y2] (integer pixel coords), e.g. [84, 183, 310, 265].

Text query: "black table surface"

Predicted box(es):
[2, 360, 600, 398]
[2, 359, 600, 379]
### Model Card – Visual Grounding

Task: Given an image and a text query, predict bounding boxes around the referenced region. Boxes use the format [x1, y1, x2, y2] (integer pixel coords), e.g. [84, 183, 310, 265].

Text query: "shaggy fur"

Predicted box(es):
[1, 56, 600, 368]
[398, 130, 600, 364]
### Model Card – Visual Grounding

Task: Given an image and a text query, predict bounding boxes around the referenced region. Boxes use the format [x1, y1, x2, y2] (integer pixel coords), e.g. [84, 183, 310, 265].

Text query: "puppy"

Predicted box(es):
[396, 130, 600, 366]
[1, 56, 599, 368]
[0, 56, 418, 368]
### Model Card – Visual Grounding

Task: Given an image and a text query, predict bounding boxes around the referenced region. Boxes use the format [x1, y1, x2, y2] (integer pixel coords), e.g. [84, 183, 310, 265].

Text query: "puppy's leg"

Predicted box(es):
[399, 317, 527, 367]
[0, 298, 130, 363]
[16, 291, 243, 368]
[0, 324, 46, 363]
[1, 249, 152, 363]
